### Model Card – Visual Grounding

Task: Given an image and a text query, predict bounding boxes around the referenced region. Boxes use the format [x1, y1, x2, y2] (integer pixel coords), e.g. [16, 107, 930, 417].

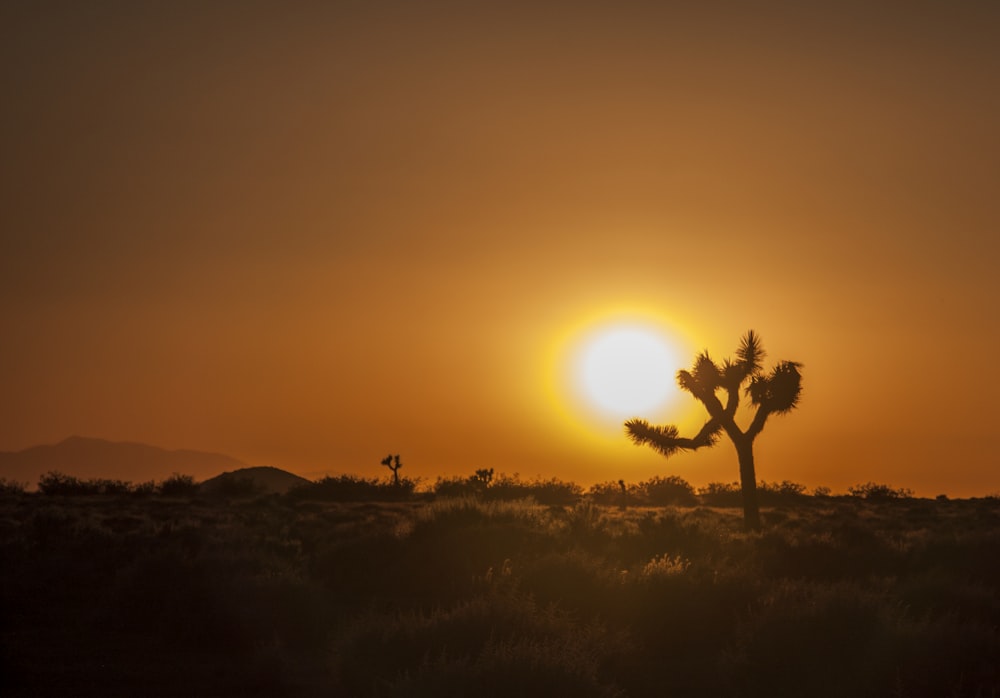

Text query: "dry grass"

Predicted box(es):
[1, 492, 998, 696]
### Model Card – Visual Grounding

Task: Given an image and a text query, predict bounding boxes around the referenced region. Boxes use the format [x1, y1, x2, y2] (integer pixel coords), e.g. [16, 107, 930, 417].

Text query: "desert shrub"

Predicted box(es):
[636, 475, 697, 506]
[433, 476, 482, 499]
[93, 478, 133, 495]
[697, 481, 743, 506]
[723, 581, 892, 696]
[332, 594, 622, 697]
[518, 549, 622, 616]
[0, 478, 27, 495]
[586, 481, 629, 506]
[388, 634, 624, 698]
[287, 475, 416, 501]
[755, 521, 902, 580]
[435, 473, 580, 506]
[37, 472, 145, 496]
[756, 480, 808, 505]
[848, 482, 914, 500]
[131, 480, 158, 497]
[698, 480, 808, 507]
[723, 578, 1000, 697]
[813, 485, 832, 497]
[158, 473, 199, 497]
[388, 499, 560, 602]
[38, 471, 91, 495]
[483, 474, 581, 506]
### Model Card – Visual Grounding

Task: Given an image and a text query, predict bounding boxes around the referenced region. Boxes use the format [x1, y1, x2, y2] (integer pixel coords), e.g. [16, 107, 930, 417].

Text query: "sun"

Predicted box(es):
[573, 322, 681, 417]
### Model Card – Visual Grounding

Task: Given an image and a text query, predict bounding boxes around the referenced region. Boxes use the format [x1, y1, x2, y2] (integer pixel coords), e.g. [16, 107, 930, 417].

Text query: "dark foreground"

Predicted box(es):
[1, 493, 998, 697]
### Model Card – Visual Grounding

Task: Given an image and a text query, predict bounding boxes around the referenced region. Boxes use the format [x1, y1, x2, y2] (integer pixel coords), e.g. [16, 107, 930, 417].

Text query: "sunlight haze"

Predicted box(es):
[2, 1, 998, 496]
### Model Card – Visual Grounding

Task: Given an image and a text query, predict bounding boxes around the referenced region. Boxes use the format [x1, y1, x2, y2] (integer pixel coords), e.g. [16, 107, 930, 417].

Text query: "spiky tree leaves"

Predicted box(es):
[625, 330, 802, 531]
[737, 329, 765, 375]
[624, 419, 722, 457]
[748, 361, 803, 414]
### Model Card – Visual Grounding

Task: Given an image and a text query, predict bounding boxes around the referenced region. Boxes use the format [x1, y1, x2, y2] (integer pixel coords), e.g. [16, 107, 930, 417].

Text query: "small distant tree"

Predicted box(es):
[381, 454, 403, 486]
[472, 468, 494, 489]
[625, 330, 802, 531]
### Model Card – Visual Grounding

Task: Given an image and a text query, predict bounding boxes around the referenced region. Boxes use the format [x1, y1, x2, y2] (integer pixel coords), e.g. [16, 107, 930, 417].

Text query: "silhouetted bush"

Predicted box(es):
[131, 480, 158, 497]
[288, 474, 416, 501]
[586, 481, 628, 506]
[483, 474, 581, 505]
[848, 482, 914, 500]
[0, 478, 27, 495]
[637, 475, 698, 506]
[332, 594, 621, 697]
[756, 480, 808, 505]
[158, 473, 199, 497]
[433, 476, 482, 499]
[697, 481, 743, 506]
[434, 473, 581, 506]
[38, 471, 94, 495]
[36, 472, 204, 497]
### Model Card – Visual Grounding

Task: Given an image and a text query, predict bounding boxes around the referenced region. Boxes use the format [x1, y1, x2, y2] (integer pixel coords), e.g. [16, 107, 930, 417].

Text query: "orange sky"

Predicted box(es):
[2, 2, 999, 496]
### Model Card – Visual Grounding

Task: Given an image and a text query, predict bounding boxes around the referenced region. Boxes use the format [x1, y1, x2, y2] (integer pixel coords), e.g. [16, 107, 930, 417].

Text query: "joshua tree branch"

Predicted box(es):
[746, 405, 771, 440]
[624, 418, 721, 457]
[723, 384, 740, 418]
[700, 392, 727, 421]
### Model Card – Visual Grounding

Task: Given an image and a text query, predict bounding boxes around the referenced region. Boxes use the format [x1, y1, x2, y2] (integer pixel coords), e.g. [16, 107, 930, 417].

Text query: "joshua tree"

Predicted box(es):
[381, 453, 403, 486]
[472, 468, 494, 488]
[624, 330, 802, 531]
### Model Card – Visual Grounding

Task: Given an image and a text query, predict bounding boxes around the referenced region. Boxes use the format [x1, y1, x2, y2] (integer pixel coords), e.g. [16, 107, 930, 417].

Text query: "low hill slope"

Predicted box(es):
[200, 466, 312, 495]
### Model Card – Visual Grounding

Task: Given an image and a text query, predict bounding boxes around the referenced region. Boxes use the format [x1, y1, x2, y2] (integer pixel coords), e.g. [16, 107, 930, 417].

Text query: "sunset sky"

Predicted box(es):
[2, 1, 998, 496]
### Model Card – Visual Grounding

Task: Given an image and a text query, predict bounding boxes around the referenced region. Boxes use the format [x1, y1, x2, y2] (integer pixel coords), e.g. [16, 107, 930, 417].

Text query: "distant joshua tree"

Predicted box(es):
[473, 468, 494, 488]
[625, 330, 802, 531]
[381, 454, 403, 486]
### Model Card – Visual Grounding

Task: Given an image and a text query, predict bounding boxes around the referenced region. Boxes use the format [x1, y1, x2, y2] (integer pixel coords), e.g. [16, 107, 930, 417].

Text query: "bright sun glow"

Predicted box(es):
[541, 307, 694, 444]
[575, 324, 680, 417]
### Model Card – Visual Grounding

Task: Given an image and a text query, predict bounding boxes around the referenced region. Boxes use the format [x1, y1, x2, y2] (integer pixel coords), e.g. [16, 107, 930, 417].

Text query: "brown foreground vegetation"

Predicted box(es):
[1, 487, 998, 696]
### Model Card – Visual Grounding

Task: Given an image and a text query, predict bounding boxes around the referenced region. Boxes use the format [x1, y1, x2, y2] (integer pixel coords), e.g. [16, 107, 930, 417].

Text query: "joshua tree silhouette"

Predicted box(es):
[381, 454, 402, 486]
[624, 330, 802, 531]
[473, 468, 494, 488]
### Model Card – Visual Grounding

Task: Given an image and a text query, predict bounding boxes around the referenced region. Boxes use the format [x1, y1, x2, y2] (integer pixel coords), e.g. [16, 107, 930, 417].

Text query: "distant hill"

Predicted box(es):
[200, 466, 313, 495]
[0, 436, 250, 488]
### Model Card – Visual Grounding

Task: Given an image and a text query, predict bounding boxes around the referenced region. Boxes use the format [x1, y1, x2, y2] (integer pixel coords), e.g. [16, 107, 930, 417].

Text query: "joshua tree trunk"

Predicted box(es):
[735, 439, 761, 531]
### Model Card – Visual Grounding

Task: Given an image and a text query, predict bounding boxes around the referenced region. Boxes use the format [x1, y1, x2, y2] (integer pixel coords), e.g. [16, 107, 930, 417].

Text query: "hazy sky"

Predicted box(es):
[2, 1, 998, 495]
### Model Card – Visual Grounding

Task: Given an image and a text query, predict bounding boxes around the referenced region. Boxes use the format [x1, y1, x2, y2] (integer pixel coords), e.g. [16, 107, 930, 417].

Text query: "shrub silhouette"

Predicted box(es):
[848, 482, 914, 500]
[433, 472, 581, 505]
[38, 471, 91, 495]
[698, 481, 743, 507]
[288, 474, 416, 501]
[0, 478, 26, 495]
[158, 473, 199, 497]
[625, 330, 802, 530]
[639, 475, 698, 506]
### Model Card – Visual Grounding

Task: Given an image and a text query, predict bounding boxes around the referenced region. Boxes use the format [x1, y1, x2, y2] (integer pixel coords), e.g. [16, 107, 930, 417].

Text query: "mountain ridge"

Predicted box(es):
[0, 436, 253, 488]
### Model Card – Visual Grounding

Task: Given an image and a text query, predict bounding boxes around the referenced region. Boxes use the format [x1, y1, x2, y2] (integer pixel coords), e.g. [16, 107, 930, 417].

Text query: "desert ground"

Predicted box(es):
[1, 476, 998, 697]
